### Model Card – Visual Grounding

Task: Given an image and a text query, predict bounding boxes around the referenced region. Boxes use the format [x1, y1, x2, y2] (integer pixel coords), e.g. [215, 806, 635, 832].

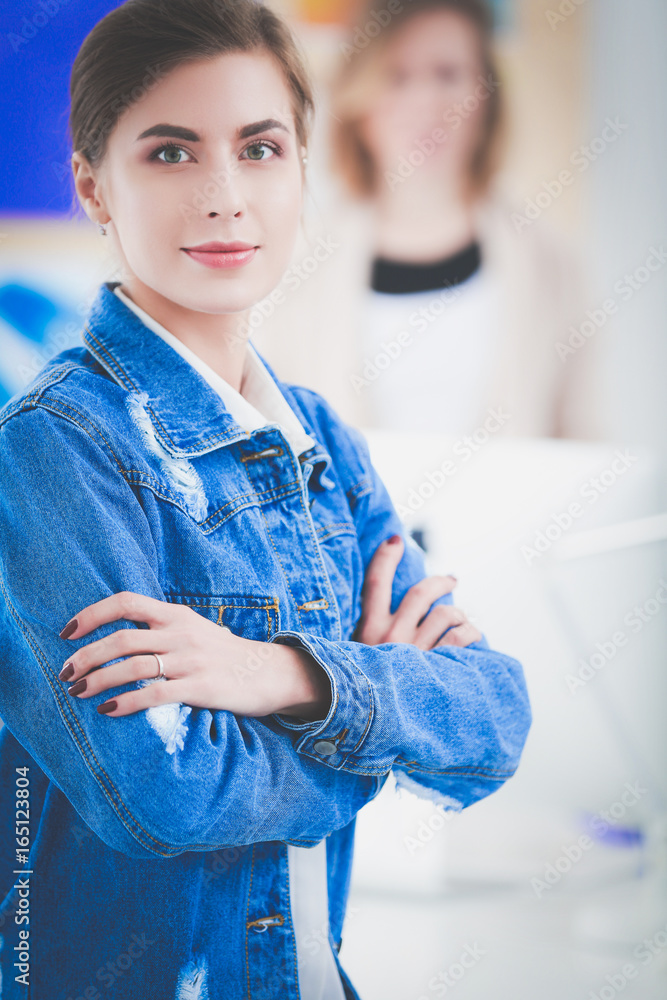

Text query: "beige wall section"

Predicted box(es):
[498, 0, 590, 239]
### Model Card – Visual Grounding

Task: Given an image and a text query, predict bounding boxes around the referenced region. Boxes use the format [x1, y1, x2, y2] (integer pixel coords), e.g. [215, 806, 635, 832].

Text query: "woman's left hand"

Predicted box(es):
[57, 591, 331, 720]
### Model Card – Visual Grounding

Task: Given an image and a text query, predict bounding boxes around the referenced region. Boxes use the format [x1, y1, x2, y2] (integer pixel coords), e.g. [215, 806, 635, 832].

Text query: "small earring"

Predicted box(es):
[302, 155, 308, 164]
[97, 221, 107, 236]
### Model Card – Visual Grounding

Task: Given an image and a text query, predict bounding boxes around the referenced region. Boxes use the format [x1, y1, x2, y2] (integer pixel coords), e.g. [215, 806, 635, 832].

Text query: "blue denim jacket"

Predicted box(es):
[0, 281, 531, 999]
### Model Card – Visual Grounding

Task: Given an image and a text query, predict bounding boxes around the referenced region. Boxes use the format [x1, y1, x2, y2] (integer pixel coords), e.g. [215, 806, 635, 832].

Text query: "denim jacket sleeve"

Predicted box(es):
[0, 403, 381, 859]
[268, 405, 533, 813]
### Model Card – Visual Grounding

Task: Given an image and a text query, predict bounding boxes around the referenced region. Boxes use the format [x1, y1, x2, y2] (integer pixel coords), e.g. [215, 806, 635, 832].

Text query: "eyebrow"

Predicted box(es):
[135, 119, 290, 143]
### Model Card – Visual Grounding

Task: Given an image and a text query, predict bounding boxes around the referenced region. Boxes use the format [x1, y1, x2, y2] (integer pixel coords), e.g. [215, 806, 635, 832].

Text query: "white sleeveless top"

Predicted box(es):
[360, 265, 503, 435]
[113, 285, 346, 999]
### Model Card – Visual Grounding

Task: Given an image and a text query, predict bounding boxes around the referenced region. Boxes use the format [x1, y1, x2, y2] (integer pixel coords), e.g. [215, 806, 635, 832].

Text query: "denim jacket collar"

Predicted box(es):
[83, 281, 335, 488]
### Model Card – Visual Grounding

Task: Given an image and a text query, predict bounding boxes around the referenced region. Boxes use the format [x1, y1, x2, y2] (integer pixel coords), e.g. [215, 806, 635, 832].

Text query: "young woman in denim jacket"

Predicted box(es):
[0, 2, 531, 997]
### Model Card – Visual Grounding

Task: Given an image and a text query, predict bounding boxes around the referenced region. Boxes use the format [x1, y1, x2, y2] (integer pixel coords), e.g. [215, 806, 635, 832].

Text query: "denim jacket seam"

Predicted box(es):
[123, 468, 302, 527]
[276, 636, 374, 764]
[0, 577, 180, 857]
[395, 756, 518, 779]
[258, 461, 343, 641]
[244, 843, 256, 998]
[290, 443, 344, 641]
[282, 843, 301, 992]
[200, 480, 301, 522]
[0, 362, 80, 422]
[333, 645, 375, 755]
[23, 396, 125, 474]
[346, 475, 373, 496]
[315, 522, 357, 542]
[258, 506, 306, 633]
[345, 479, 374, 512]
[85, 326, 244, 452]
[0, 407, 286, 858]
[171, 596, 280, 638]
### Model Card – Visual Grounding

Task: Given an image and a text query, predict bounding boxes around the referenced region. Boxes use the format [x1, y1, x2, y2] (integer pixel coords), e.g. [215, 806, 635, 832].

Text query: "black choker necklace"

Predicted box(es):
[370, 240, 482, 295]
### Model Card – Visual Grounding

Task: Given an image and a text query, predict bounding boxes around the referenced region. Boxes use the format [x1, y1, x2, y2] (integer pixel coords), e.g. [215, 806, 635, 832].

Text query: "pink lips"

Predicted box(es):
[182, 241, 259, 269]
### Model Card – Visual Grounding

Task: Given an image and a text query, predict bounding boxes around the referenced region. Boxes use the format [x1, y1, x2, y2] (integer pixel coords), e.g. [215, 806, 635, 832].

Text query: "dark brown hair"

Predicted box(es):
[68, 0, 315, 214]
[330, 0, 505, 201]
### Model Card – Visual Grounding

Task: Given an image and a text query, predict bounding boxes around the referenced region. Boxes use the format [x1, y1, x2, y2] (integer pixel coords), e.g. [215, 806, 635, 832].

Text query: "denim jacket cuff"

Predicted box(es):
[267, 630, 374, 767]
[465, 633, 490, 651]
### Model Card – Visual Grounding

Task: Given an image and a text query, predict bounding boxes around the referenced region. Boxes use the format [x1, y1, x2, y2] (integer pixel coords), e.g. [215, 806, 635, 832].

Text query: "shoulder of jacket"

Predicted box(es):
[0, 350, 132, 459]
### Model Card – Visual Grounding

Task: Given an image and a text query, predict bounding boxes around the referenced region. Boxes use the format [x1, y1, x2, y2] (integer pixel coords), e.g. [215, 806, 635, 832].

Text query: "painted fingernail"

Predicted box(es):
[59, 618, 78, 639]
[59, 662, 75, 681]
[97, 700, 117, 715]
[67, 679, 87, 697]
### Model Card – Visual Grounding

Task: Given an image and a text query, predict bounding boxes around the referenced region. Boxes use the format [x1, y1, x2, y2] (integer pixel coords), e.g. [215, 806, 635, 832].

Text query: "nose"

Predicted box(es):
[199, 155, 247, 219]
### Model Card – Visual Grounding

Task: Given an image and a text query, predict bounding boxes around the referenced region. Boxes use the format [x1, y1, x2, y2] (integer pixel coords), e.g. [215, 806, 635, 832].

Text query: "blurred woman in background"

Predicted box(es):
[253, 0, 606, 440]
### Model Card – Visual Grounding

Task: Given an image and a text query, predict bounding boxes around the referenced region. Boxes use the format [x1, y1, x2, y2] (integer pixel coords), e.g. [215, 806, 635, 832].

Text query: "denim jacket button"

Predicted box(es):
[313, 740, 337, 756]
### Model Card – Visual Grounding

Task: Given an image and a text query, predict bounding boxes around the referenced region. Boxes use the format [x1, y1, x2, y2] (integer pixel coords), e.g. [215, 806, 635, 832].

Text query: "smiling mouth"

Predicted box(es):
[181, 245, 259, 270]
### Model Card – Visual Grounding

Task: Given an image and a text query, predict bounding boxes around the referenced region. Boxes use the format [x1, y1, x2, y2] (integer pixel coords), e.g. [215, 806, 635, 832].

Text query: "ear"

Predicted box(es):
[71, 151, 111, 226]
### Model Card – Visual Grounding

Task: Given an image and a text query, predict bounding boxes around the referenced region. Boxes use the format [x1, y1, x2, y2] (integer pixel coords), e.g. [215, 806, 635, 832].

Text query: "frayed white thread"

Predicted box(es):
[126, 390, 208, 521]
[394, 770, 463, 813]
[137, 677, 192, 754]
[175, 954, 210, 1000]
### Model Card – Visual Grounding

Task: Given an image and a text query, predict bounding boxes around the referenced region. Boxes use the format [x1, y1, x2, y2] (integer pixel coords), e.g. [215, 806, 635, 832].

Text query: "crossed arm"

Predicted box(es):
[0, 403, 530, 858]
[56, 533, 481, 722]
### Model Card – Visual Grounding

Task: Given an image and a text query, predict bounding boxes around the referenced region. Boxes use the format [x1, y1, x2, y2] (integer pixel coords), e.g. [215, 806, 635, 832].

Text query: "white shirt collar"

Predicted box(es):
[113, 285, 316, 457]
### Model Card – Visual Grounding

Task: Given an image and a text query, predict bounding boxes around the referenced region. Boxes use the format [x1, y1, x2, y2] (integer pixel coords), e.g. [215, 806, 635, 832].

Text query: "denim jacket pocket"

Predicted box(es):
[165, 593, 280, 641]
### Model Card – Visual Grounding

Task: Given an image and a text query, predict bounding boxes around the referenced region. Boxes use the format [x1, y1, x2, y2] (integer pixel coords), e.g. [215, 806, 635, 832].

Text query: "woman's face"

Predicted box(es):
[357, 9, 490, 187]
[73, 51, 305, 317]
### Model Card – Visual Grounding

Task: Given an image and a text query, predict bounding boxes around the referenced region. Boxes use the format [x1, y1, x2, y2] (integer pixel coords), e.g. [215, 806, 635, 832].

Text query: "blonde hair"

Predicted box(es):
[329, 0, 505, 201]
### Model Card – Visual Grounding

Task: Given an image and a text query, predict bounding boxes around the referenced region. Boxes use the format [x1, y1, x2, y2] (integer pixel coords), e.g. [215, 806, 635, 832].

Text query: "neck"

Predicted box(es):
[118, 280, 251, 393]
[372, 172, 478, 262]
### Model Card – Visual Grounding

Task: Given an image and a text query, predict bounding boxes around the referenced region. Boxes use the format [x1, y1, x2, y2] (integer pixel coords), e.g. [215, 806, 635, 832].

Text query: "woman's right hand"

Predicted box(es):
[351, 534, 483, 649]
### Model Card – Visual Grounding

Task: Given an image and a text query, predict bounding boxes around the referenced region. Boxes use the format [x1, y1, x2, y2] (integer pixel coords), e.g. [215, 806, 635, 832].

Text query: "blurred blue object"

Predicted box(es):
[0, 283, 60, 342]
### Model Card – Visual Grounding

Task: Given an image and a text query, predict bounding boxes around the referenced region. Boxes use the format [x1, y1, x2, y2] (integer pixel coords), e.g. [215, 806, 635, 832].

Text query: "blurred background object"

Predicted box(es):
[1, 1, 665, 997]
[253, 0, 606, 442]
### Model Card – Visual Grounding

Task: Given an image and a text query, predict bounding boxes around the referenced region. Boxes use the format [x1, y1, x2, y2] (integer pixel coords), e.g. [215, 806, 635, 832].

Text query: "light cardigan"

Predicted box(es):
[250, 185, 609, 442]
[112, 285, 347, 1000]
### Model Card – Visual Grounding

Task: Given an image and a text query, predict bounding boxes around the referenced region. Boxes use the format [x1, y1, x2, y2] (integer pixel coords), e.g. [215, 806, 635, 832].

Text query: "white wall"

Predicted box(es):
[588, 0, 667, 504]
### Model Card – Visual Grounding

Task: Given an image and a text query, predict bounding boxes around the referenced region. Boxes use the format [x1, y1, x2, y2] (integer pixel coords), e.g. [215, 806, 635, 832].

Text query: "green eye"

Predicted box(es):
[162, 146, 184, 163]
[149, 144, 192, 165]
[242, 141, 282, 161]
